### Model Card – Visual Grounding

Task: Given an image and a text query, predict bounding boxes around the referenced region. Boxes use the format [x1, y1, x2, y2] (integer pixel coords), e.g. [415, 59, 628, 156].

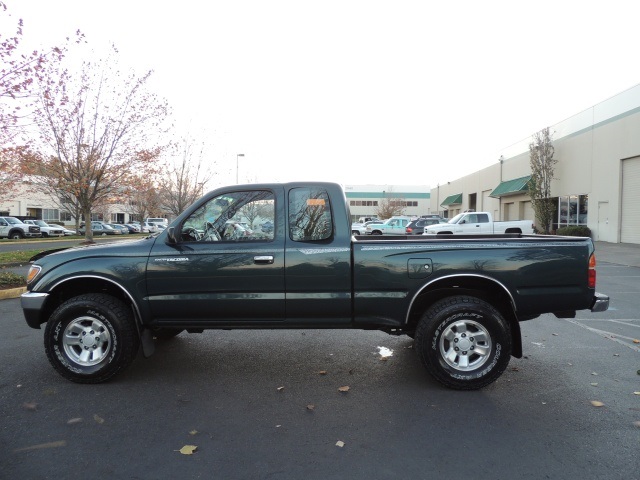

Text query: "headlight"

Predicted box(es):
[26, 265, 42, 284]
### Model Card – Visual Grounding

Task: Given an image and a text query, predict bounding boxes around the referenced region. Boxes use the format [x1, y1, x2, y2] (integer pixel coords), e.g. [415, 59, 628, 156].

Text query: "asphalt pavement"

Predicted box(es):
[0, 239, 639, 479]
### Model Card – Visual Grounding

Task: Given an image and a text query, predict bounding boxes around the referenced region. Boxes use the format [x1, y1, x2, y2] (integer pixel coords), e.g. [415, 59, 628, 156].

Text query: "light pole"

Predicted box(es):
[236, 153, 244, 184]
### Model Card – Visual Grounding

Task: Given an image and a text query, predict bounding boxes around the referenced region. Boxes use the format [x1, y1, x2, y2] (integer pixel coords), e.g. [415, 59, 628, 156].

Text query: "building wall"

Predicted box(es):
[431, 84, 640, 244]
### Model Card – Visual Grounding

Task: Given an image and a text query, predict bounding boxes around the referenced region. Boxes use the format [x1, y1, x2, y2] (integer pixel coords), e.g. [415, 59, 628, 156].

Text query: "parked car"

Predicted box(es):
[22, 220, 65, 237]
[0, 216, 41, 239]
[109, 224, 129, 234]
[351, 220, 383, 235]
[78, 221, 118, 236]
[365, 216, 412, 235]
[142, 222, 158, 233]
[61, 226, 78, 236]
[124, 224, 140, 233]
[405, 217, 447, 235]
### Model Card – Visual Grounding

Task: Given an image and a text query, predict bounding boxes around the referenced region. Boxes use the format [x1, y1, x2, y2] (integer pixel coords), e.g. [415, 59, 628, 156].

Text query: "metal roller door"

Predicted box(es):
[621, 157, 640, 244]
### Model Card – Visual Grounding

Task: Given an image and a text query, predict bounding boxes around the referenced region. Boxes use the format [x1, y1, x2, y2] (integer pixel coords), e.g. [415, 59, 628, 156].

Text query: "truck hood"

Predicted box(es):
[32, 237, 157, 268]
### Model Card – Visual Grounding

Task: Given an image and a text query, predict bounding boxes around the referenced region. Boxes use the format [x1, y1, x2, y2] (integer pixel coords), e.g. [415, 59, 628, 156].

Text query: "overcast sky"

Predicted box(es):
[6, 0, 640, 188]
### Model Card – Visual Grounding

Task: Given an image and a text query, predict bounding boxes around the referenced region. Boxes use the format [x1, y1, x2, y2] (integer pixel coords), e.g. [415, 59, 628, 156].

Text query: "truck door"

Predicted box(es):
[146, 188, 285, 324]
[284, 186, 352, 324]
[0, 218, 8, 237]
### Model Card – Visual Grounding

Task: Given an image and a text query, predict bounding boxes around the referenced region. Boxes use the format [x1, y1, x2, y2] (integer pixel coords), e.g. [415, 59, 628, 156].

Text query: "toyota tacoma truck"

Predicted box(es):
[21, 182, 608, 390]
[424, 211, 534, 235]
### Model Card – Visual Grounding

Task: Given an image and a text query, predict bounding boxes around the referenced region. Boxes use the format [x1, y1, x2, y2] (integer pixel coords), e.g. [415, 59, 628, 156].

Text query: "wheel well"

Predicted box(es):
[505, 228, 522, 234]
[406, 276, 522, 357]
[437, 231, 453, 235]
[40, 277, 137, 327]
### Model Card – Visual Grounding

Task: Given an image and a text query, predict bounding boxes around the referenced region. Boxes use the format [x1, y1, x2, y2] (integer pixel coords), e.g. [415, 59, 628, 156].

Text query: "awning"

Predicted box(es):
[440, 193, 462, 206]
[490, 175, 531, 198]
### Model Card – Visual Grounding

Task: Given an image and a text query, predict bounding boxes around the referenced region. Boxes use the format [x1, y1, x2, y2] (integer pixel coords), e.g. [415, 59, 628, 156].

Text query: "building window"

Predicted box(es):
[60, 211, 72, 222]
[557, 194, 588, 228]
[43, 209, 59, 221]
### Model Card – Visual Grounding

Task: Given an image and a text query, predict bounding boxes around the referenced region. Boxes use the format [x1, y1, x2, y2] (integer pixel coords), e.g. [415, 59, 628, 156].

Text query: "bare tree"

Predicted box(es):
[375, 191, 407, 219]
[12, 43, 169, 241]
[123, 177, 162, 223]
[0, 3, 79, 198]
[158, 134, 213, 216]
[528, 127, 557, 234]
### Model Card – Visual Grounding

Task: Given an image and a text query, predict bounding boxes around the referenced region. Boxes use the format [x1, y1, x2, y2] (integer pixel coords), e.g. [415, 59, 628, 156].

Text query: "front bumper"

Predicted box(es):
[590, 292, 609, 312]
[21, 291, 49, 328]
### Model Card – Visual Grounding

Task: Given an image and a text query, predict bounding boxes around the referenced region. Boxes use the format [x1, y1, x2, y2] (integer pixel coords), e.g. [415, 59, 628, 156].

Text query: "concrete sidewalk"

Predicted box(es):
[594, 241, 640, 268]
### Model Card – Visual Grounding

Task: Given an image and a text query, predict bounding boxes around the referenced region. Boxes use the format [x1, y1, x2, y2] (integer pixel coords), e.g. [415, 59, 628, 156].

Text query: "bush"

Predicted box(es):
[556, 226, 591, 237]
[0, 271, 27, 289]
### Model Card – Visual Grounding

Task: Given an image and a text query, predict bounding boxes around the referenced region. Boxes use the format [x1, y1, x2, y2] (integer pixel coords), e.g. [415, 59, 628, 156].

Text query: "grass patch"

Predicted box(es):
[0, 271, 26, 289]
[0, 249, 43, 265]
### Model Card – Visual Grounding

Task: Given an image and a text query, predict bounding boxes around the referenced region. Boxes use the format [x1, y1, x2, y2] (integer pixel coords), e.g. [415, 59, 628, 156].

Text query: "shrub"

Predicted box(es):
[556, 226, 591, 237]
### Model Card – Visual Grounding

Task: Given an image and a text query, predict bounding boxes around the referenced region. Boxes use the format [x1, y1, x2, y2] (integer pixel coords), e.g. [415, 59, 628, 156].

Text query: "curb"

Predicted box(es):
[0, 286, 26, 300]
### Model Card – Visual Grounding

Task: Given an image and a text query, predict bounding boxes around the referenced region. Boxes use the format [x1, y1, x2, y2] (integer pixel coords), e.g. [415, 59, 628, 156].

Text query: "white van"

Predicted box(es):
[145, 217, 168, 227]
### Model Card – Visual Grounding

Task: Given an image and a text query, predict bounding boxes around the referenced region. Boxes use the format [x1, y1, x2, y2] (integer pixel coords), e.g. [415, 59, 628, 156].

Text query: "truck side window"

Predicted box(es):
[288, 188, 333, 242]
[181, 190, 275, 242]
[478, 214, 489, 223]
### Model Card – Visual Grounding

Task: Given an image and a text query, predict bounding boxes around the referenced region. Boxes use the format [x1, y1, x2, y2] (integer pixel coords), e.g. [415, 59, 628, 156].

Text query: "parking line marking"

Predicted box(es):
[565, 319, 640, 352]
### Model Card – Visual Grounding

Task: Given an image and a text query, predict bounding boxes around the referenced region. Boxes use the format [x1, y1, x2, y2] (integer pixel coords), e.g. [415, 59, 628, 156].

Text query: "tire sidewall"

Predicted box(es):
[44, 296, 129, 381]
[417, 297, 511, 389]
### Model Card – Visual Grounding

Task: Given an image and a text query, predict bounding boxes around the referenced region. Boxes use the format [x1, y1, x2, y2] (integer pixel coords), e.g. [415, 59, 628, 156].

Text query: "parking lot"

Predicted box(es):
[0, 241, 638, 479]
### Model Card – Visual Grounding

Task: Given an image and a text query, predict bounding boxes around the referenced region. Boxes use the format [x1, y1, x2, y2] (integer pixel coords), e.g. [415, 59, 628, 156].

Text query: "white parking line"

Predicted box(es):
[565, 318, 640, 352]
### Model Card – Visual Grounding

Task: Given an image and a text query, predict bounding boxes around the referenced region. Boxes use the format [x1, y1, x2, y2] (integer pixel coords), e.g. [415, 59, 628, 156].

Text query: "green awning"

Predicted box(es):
[440, 193, 462, 206]
[490, 175, 531, 198]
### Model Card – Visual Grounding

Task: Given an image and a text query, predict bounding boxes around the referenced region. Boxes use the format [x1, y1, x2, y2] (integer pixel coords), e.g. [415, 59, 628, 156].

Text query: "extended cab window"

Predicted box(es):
[181, 190, 275, 242]
[288, 188, 333, 241]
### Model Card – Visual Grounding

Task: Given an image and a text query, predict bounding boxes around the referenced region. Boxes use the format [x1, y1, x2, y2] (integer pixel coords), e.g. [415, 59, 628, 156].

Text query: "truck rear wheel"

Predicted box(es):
[414, 295, 511, 390]
[44, 293, 139, 383]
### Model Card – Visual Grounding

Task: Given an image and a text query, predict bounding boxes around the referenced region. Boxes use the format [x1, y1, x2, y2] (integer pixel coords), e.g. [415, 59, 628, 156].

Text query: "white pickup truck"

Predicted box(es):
[423, 211, 534, 235]
[365, 216, 412, 235]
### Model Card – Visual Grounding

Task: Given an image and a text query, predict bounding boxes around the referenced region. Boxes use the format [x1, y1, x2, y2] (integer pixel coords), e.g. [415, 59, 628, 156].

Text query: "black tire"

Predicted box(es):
[44, 293, 140, 383]
[371, 230, 382, 235]
[414, 295, 511, 390]
[152, 328, 184, 340]
[9, 230, 24, 239]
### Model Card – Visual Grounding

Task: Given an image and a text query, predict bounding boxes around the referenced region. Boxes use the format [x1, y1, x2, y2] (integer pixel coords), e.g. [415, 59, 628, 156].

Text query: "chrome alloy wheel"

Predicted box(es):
[439, 319, 492, 371]
[63, 316, 112, 366]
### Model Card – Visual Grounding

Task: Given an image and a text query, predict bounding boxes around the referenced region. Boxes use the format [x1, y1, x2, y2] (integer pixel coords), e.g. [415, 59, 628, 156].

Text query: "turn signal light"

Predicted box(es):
[26, 265, 41, 284]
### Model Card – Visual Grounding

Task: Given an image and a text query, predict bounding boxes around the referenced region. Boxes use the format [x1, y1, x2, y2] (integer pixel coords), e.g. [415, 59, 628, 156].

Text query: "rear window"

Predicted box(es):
[288, 188, 333, 241]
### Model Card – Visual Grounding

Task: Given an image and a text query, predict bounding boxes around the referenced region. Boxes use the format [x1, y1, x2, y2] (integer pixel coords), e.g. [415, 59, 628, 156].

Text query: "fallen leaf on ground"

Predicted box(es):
[338, 386, 350, 392]
[67, 418, 83, 425]
[335, 441, 345, 448]
[306, 404, 315, 411]
[591, 372, 598, 376]
[13, 440, 66, 453]
[511, 367, 519, 372]
[177, 445, 197, 455]
[590, 383, 598, 386]
[22, 402, 37, 411]
[633, 339, 640, 344]
[189, 430, 198, 435]
[277, 386, 284, 392]
[633, 421, 640, 428]
[633, 392, 640, 396]
[590, 400, 605, 407]
[552, 333, 559, 336]
[318, 371, 327, 375]
[93, 414, 105, 424]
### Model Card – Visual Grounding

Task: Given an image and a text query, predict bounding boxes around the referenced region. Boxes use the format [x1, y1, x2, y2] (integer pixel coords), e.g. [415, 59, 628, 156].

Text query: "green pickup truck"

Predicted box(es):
[21, 182, 609, 390]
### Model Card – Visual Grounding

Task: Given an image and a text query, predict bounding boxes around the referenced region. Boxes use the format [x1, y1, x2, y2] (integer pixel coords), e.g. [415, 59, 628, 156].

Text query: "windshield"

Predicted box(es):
[448, 213, 464, 224]
[6, 217, 21, 225]
[35, 220, 48, 227]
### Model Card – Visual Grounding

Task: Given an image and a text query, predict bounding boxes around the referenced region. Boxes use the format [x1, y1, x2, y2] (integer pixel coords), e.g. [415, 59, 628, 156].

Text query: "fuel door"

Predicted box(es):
[408, 258, 433, 279]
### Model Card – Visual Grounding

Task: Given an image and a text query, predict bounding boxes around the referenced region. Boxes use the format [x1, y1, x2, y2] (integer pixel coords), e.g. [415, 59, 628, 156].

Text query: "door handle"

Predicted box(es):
[254, 255, 274, 264]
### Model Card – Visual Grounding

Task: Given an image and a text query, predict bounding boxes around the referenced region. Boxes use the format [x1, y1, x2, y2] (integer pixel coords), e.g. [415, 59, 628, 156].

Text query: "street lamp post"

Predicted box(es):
[236, 153, 244, 183]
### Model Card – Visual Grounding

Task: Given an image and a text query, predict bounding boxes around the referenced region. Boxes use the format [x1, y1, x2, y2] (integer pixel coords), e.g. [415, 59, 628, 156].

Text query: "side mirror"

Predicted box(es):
[166, 226, 177, 244]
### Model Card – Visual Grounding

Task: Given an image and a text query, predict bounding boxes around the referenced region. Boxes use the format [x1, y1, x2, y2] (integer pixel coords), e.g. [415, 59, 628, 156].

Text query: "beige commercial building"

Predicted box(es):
[432, 83, 640, 244]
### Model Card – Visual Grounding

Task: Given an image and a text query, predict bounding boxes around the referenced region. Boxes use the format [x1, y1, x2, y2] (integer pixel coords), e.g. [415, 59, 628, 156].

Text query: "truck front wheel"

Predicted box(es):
[44, 293, 140, 383]
[414, 295, 511, 390]
[9, 230, 24, 239]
